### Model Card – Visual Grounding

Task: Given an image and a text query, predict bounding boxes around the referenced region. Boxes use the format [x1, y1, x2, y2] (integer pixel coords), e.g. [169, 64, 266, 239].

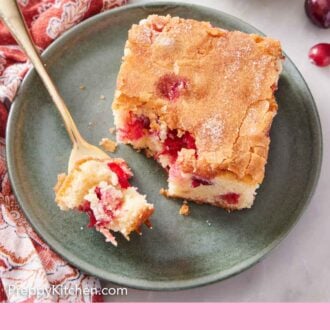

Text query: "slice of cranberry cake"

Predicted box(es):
[112, 15, 283, 210]
[54, 158, 154, 246]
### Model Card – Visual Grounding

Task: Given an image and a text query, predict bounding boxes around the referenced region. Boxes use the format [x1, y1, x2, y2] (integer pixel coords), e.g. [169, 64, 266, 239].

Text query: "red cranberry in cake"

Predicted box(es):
[118, 112, 150, 141]
[54, 158, 154, 245]
[219, 193, 240, 205]
[108, 162, 131, 189]
[78, 200, 97, 228]
[191, 176, 212, 188]
[112, 15, 283, 210]
[162, 130, 196, 162]
[157, 74, 188, 101]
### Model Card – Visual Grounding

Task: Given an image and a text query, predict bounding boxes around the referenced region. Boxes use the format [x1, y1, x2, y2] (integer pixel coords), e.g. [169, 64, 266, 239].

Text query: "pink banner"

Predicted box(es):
[1, 303, 329, 329]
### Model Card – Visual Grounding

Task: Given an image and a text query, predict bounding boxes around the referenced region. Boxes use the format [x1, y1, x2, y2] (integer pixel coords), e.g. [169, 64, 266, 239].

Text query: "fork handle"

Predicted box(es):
[0, 0, 83, 145]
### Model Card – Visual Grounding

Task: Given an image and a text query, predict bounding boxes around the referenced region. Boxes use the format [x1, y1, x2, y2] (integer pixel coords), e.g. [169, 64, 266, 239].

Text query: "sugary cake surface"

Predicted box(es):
[54, 157, 154, 245]
[113, 14, 283, 185]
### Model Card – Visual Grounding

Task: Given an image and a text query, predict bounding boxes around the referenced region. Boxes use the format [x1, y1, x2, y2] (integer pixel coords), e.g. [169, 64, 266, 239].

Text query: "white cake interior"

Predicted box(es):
[113, 108, 258, 210]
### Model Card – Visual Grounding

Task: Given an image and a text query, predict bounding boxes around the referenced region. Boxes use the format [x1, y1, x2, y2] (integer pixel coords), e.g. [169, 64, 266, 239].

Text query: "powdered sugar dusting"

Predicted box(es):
[155, 36, 174, 47]
[136, 27, 153, 44]
[200, 115, 224, 144]
[251, 55, 271, 95]
[222, 42, 253, 81]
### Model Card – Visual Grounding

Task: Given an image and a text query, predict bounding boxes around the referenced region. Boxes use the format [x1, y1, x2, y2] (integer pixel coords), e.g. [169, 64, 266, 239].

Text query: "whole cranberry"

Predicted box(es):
[309, 43, 330, 66]
[305, 0, 330, 28]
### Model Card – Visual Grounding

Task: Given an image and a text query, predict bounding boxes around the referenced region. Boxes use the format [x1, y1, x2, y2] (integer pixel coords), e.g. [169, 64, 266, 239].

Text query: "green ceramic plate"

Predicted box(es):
[6, 2, 322, 290]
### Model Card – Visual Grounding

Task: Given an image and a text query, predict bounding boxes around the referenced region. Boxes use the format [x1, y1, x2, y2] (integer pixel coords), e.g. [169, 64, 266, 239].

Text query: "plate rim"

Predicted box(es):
[6, 1, 323, 291]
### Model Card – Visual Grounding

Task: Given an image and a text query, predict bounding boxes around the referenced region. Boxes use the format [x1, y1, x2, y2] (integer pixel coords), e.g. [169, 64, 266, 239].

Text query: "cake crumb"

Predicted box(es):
[206, 220, 212, 226]
[54, 173, 66, 193]
[145, 149, 154, 158]
[150, 121, 160, 131]
[159, 188, 168, 197]
[100, 94, 106, 100]
[99, 138, 117, 152]
[108, 127, 116, 134]
[179, 202, 190, 216]
[79, 84, 86, 90]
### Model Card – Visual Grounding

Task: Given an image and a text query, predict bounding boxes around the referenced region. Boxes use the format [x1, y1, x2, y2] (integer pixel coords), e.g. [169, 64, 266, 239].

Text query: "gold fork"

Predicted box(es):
[0, 0, 109, 172]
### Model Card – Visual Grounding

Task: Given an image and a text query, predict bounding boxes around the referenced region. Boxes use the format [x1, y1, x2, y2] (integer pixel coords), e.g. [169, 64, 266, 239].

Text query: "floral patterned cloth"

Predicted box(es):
[0, 0, 127, 303]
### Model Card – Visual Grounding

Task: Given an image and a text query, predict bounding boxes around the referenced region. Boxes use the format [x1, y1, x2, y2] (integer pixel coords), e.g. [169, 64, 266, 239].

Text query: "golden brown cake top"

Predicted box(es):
[113, 15, 283, 183]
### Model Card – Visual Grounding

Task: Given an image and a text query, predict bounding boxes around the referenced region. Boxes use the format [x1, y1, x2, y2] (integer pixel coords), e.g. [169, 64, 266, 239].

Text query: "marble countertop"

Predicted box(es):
[104, 0, 330, 302]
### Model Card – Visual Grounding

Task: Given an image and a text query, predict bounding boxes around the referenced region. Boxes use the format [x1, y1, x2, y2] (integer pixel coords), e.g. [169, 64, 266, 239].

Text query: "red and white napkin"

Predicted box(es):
[0, 0, 127, 303]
